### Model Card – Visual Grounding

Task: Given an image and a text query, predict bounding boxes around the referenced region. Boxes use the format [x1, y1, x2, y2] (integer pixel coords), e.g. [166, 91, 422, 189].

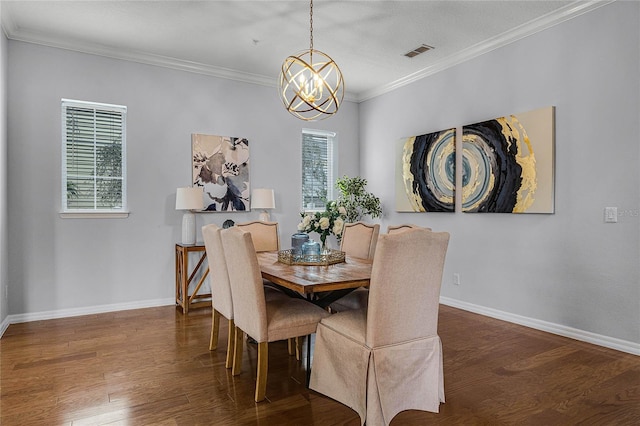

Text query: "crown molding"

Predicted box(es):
[2, 0, 613, 104]
[5, 26, 278, 85]
[356, 0, 615, 102]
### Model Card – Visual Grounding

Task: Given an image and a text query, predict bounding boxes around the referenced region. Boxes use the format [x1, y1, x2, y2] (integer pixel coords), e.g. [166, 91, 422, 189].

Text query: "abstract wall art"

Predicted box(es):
[396, 128, 456, 212]
[461, 106, 555, 213]
[192, 133, 250, 212]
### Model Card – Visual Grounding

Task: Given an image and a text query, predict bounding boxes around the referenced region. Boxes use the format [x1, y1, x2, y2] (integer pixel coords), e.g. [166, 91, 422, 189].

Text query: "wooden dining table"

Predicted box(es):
[256, 251, 373, 307]
[256, 251, 373, 383]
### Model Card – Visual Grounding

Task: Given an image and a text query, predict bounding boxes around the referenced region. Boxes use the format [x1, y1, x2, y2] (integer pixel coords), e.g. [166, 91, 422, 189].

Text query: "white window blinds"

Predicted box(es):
[62, 99, 127, 214]
[301, 129, 336, 210]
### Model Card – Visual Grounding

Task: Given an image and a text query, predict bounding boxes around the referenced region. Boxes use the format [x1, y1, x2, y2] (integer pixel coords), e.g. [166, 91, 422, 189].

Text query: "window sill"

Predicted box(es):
[59, 211, 130, 219]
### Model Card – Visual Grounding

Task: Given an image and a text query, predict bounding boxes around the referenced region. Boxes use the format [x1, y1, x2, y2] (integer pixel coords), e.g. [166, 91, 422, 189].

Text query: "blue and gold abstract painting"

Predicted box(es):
[396, 128, 456, 212]
[462, 106, 555, 213]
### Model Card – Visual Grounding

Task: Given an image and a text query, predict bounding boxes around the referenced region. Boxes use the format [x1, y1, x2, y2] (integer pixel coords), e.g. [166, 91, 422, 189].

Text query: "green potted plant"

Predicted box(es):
[335, 175, 382, 223]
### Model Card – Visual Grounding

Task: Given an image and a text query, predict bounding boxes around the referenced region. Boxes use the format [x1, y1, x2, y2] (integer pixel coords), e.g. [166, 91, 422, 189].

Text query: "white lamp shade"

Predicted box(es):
[176, 187, 203, 211]
[251, 188, 275, 210]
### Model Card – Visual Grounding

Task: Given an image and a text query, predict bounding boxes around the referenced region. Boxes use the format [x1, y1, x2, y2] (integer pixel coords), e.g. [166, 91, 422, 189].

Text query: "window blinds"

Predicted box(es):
[301, 130, 335, 210]
[62, 99, 127, 212]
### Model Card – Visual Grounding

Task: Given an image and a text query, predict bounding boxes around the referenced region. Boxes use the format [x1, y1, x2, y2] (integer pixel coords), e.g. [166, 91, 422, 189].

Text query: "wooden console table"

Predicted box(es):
[175, 243, 211, 314]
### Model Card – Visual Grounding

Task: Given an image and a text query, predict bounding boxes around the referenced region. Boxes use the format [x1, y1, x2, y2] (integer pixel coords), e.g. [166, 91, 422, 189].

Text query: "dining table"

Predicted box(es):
[256, 251, 373, 307]
[256, 250, 373, 383]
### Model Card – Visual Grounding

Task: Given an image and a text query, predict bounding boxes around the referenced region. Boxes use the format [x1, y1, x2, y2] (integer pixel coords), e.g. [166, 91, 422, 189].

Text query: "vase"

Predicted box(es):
[321, 239, 331, 254]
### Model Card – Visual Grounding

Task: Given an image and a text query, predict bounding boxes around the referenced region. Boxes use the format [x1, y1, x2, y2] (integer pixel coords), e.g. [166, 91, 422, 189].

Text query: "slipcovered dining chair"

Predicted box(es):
[235, 220, 279, 252]
[310, 229, 450, 425]
[387, 223, 432, 234]
[202, 224, 287, 369]
[221, 226, 331, 402]
[332, 224, 432, 312]
[329, 222, 380, 312]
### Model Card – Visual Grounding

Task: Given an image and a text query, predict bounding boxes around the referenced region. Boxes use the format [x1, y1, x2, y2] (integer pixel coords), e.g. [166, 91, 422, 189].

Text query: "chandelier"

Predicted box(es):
[278, 0, 344, 121]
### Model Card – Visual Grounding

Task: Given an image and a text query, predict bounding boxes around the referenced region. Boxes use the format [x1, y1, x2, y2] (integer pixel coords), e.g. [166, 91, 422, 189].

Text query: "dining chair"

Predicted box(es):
[387, 223, 432, 234]
[328, 222, 380, 313]
[202, 224, 288, 370]
[235, 220, 279, 252]
[310, 229, 450, 425]
[235, 220, 299, 357]
[331, 224, 433, 312]
[339, 221, 380, 259]
[221, 226, 331, 402]
[202, 224, 236, 368]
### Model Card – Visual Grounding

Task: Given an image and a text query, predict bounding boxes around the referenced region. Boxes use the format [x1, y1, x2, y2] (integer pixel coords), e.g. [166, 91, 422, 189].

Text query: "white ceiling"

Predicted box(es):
[1, 1, 609, 102]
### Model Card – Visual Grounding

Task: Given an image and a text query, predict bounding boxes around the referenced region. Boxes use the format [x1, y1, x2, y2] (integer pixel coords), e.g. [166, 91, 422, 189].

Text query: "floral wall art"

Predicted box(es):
[395, 128, 456, 212]
[192, 133, 250, 212]
[462, 106, 555, 213]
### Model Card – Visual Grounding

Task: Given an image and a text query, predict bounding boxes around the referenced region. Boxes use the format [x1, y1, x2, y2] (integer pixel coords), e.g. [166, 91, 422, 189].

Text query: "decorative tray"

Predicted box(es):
[277, 249, 346, 266]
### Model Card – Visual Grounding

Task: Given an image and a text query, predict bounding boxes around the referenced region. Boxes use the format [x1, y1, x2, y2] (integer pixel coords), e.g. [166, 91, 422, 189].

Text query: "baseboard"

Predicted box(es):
[440, 297, 640, 356]
[3, 296, 638, 357]
[0, 316, 9, 337]
[1, 298, 175, 336]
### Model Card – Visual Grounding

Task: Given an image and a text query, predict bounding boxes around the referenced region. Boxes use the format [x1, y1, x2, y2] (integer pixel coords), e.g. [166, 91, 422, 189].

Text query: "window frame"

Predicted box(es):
[60, 99, 129, 218]
[301, 128, 337, 212]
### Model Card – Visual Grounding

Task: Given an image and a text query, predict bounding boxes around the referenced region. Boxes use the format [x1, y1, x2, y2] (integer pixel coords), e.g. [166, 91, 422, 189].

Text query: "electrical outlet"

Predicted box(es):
[605, 207, 618, 223]
[453, 273, 460, 286]
[4, 285, 7, 299]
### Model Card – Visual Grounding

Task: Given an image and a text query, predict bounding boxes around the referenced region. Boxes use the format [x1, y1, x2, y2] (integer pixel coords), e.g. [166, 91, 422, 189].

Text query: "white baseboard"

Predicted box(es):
[0, 316, 9, 337]
[0, 298, 175, 337]
[2, 296, 638, 357]
[440, 297, 640, 356]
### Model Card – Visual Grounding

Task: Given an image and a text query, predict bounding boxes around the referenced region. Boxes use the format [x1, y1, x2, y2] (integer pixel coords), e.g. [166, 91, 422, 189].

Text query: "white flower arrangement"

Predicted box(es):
[298, 201, 347, 250]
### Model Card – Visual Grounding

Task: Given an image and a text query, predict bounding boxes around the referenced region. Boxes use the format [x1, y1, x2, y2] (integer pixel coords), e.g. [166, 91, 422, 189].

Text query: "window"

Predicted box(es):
[61, 99, 128, 217]
[301, 129, 336, 210]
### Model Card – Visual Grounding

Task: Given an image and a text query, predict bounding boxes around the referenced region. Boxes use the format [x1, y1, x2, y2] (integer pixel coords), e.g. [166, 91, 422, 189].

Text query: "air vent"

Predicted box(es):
[404, 44, 434, 58]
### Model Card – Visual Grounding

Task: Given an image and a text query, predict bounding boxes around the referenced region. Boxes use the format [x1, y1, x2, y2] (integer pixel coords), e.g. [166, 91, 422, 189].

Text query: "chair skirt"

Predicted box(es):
[310, 313, 444, 426]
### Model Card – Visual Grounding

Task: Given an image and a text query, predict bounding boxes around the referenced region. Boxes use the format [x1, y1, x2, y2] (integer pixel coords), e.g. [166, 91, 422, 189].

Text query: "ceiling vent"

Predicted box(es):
[404, 44, 434, 58]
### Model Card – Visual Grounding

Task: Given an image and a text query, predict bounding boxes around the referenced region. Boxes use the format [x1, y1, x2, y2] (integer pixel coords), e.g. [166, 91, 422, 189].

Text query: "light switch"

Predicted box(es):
[605, 207, 617, 223]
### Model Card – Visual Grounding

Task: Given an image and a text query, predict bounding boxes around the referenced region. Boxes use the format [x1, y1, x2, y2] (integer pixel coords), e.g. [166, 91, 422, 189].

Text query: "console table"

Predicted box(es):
[175, 243, 211, 314]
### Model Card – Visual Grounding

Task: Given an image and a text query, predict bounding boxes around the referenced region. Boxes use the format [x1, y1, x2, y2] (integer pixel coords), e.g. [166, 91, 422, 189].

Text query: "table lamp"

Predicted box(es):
[251, 188, 275, 222]
[176, 187, 204, 245]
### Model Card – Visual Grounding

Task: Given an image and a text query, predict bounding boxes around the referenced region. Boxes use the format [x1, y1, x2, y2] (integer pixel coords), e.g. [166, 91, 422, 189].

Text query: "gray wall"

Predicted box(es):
[4, 2, 638, 351]
[7, 42, 359, 315]
[0, 23, 7, 326]
[360, 1, 639, 345]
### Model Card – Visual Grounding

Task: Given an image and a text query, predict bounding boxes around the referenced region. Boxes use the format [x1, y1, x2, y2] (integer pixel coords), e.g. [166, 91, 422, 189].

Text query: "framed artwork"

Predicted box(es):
[461, 106, 555, 213]
[192, 133, 250, 212]
[396, 128, 456, 212]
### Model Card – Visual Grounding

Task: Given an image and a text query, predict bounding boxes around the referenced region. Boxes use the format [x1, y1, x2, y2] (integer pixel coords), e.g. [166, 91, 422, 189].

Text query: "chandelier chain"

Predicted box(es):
[278, 0, 344, 121]
[309, 0, 313, 51]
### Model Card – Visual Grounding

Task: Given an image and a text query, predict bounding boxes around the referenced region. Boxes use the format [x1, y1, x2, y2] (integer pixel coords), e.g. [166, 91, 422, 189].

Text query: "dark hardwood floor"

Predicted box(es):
[1, 304, 638, 425]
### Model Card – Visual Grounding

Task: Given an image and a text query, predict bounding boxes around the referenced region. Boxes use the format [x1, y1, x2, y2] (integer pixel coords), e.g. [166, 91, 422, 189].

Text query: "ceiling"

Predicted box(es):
[1, 1, 608, 102]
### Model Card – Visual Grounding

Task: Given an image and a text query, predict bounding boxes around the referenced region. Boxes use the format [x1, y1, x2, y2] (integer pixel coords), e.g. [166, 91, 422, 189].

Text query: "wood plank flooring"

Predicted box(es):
[1, 305, 638, 425]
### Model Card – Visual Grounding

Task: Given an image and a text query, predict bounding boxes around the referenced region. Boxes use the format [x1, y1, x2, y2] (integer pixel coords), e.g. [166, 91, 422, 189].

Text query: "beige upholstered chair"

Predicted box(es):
[235, 220, 300, 356]
[221, 226, 330, 402]
[202, 224, 236, 368]
[235, 220, 279, 252]
[339, 222, 380, 259]
[310, 229, 450, 425]
[332, 224, 433, 312]
[202, 224, 287, 369]
[387, 223, 432, 234]
[328, 222, 380, 312]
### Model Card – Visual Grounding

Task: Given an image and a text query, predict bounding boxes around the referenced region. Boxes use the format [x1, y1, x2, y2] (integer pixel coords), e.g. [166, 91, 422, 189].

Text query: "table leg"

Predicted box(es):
[306, 333, 312, 386]
[310, 288, 356, 309]
[183, 252, 189, 314]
